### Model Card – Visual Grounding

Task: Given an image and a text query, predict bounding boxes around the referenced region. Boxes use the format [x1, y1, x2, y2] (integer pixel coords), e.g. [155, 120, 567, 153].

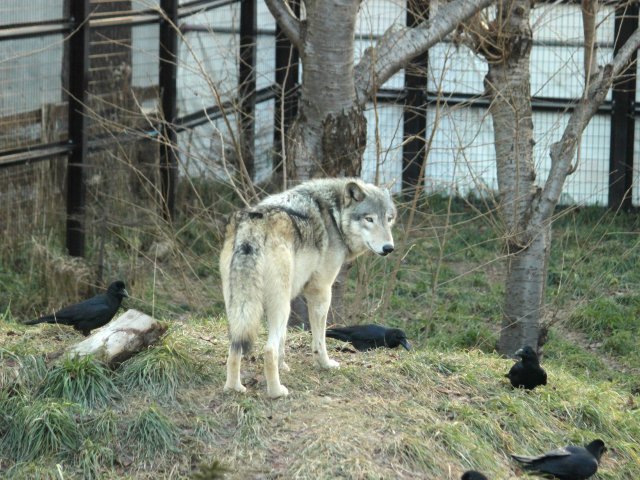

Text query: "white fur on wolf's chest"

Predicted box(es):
[290, 248, 344, 298]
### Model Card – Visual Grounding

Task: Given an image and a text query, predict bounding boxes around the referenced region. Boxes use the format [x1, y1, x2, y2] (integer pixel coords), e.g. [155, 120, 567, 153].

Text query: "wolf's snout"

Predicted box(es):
[381, 244, 394, 256]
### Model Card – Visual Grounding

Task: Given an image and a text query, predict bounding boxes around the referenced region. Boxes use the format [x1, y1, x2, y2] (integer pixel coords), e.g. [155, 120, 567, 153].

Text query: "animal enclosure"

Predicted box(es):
[0, 0, 639, 258]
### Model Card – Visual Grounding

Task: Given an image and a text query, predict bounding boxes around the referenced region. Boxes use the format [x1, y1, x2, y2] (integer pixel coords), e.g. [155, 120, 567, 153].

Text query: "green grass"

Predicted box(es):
[118, 334, 205, 401]
[124, 404, 180, 460]
[2, 397, 81, 462]
[1, 201, 640, 478]
[39, 354, 119, 408]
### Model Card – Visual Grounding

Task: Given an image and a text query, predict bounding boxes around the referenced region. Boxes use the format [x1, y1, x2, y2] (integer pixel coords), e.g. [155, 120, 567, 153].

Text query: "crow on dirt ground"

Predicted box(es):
[511, 439, 606, 480]
[461, 471, 488, 480]
[505, 345, 547, 390]
[24, 280, 129, 336]
[325, 324, 410, 351]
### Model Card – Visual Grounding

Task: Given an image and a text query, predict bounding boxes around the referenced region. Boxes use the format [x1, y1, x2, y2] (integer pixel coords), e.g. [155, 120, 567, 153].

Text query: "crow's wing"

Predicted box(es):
[512, 446, 572, 463]
[506, 361, 524, 380]
[325, 328, 353, 342]
[49, 294, 112, 322]
[328, 324, 386, 340]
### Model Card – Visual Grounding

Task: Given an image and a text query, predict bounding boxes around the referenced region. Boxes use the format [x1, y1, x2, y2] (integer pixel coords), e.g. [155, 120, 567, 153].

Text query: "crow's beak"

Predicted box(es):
[400, 339, 411, 351]
[122, 289, 130, 298]
[513, 348, 524, 358]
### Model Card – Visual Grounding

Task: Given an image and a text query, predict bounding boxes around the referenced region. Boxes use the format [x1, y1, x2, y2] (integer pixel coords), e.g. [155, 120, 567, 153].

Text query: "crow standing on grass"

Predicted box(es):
[461, 471, 488, 480]
[325, 324, 410, 351]
[24, 280, 129, 336]
[505, 345, 547, 390]
[511, 439, 607, 480]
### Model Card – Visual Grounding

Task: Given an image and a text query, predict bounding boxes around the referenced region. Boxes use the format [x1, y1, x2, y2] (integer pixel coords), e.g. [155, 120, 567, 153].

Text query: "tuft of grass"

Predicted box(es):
[224, 397, 270, 446]
[75, 438, 115, 480]
[118, 337, 203, 401]
[192, 460, 230, 480]
[0, 350, 48, 393]
[3, 398, 80, 461]
[124, 404, 180, 459]
[193, 415, 223, 446]
[39, 355, 119, 408]
[83, 408, 119, 444]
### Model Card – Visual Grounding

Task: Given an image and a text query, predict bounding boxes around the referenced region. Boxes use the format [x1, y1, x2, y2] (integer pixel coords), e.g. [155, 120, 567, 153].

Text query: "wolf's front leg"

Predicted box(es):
[305, 285, 339, 369]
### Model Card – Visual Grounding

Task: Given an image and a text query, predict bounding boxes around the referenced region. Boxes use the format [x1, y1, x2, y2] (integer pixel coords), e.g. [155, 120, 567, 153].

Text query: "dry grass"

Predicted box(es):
[1, 316, 639, 479]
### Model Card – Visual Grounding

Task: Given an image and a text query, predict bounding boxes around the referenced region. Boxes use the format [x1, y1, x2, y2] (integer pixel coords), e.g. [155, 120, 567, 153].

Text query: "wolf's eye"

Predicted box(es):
[365, 216, 374, 223]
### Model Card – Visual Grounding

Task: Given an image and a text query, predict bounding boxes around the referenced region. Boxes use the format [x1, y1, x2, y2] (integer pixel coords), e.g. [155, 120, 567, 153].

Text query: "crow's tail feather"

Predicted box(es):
[325, 329, 350, 342]
[24, 316, 71, 326]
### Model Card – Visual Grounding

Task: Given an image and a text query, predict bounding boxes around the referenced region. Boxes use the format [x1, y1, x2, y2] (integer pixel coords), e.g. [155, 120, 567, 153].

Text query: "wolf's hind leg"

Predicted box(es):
[224, 346, 246, 393]
[263, 273, 291, 398]
[305, 285, 339, 369]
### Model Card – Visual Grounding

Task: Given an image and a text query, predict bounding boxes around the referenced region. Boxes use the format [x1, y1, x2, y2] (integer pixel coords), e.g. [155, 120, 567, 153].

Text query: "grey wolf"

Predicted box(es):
[325, 324, 410, 351]
[511, 439, 606, 479]
[24, 280, 129, 336]
[220, 178, 396, 398]
[505, 345, 547, 390]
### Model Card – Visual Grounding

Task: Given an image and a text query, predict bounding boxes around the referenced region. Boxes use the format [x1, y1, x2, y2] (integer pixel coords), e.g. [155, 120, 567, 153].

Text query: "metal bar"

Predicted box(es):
[159, 0, 179, 220]
[273, 0, 300, 179]
[421, 92, 613, 113]
[176, 85, 276, 131]
[66, 0, 90, 257]
[0, 143, 72, 168]
[0, 22, 73, 41]
[402, 1, 429, 194]
[239, 0, 257, 180]
[178, 0, 239, 19]
[609, 2, 638, 210]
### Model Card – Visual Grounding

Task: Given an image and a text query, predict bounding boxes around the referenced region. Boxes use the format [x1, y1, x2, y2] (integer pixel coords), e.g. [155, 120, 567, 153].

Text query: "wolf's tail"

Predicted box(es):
[224, 222, 264, 355]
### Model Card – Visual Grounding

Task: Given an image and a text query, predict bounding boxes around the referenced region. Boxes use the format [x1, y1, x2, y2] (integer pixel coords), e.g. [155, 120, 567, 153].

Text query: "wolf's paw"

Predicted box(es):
[267, 384, 289, 399]
[316, 358, 340, 369]
[279, 361, 291, 372]
[223, 382, 247, 394]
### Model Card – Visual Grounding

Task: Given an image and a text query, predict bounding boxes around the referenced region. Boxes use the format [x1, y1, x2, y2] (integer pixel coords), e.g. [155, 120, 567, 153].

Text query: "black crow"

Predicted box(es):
[511, 439, 606, 480]
[505, 345, 547, 390]
[325, 324, 410, 351]
[24, 280, 129, 336]
[461, 471, 488, 480]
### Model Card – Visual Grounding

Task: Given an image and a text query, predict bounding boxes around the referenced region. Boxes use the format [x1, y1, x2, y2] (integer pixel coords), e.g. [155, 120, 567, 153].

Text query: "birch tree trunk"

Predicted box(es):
[480, 0, 547, 354]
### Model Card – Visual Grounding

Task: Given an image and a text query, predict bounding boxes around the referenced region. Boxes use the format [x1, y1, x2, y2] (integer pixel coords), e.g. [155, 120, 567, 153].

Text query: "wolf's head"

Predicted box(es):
[342, 181, 396, 257]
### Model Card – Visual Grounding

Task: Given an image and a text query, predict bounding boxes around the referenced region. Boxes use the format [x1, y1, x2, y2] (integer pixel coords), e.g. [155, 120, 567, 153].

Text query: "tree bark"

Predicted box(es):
[479, 0, 547, 354]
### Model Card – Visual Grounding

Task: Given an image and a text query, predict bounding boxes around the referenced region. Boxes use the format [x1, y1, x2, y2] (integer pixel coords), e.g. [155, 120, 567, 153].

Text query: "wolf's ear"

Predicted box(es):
[345, 181, 366, 204]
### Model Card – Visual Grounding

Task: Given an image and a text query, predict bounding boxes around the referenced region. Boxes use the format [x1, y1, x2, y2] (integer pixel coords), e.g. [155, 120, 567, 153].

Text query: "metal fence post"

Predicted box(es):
[66, 0, 90, 257]
[240, 0, 257, 180]
[274, 0, 299, 180]
[609, 3, 638, 210]
[402, 1, 428, 195]
[159, 0, 179, 220]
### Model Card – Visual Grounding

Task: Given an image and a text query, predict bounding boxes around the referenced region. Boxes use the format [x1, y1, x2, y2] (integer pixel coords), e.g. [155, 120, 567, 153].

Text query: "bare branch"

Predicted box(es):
[264, 0, 303, 52]
[354, 0, 495, 104]
[582, 0, 598, 81]
[533, 27, 640, 225]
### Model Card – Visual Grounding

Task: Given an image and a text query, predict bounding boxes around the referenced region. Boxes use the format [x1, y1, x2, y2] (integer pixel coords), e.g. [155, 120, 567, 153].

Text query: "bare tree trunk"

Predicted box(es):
[480, 0, 548, 354]
[278, 0, 366, 181]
